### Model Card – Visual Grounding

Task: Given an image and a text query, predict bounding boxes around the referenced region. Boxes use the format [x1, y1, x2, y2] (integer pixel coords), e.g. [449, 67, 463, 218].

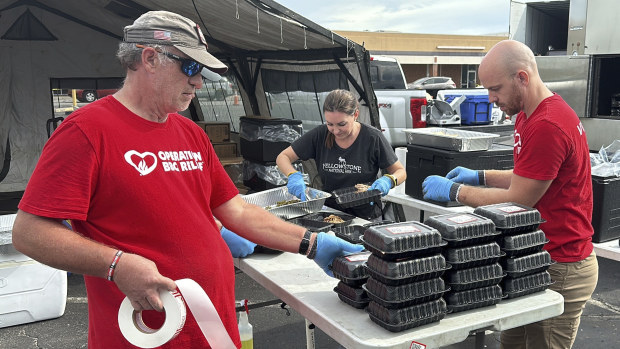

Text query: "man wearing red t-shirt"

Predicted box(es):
[422, 40, 598, 348]
[10, 11, 362, 349]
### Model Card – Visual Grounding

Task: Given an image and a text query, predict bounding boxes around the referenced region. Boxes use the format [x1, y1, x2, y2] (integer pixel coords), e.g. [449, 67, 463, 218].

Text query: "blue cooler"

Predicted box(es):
[445, 94, 492, 125]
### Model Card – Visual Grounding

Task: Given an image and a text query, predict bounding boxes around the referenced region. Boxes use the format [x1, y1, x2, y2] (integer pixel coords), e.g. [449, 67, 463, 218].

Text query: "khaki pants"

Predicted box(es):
[500, 251, 599, 349]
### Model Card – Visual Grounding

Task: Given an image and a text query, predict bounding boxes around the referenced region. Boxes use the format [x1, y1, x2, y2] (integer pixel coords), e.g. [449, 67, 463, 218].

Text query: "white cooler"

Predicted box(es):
[0, 214, 68, 328]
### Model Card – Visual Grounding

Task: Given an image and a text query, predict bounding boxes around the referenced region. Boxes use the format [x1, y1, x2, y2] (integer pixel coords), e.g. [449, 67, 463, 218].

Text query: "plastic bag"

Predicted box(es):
[242, 160, 307, 185]
[240, 121, 302, 143]
[591, 140, 620, 177]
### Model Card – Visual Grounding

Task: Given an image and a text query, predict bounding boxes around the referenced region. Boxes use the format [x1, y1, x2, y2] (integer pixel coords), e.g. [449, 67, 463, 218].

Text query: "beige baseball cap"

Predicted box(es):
[124, 11, 227, 74]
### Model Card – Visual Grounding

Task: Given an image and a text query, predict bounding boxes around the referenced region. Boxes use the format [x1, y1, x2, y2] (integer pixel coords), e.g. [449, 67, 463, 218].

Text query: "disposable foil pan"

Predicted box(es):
[0, 214, 17, 245]
[242, 187, 331, 219]
[404, 127, 499, 151]
[0, 214, 16, 233]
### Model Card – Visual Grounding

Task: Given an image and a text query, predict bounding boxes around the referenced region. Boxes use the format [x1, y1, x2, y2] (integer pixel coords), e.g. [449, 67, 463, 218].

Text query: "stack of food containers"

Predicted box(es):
[332, 251, 372, 309]
[424, 213, 504, 313]
[360, 221, 449, 332]
[474, 203, 553, 299]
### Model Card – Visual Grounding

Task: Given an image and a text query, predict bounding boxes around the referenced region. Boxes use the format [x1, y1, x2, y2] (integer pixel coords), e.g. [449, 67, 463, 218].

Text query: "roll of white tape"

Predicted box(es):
[118, 289, 186, 348]
[118, 279, 236, 349]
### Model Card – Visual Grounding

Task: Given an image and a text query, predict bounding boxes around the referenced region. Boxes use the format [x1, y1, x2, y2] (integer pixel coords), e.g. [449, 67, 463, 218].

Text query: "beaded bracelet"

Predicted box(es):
[107, 250, 124, 281]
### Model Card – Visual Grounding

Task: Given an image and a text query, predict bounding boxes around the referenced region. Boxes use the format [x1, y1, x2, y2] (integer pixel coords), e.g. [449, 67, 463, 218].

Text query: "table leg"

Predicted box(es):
[394, 203, 406, 222]
[473, 327, 493, 349]
[475, 330, 486, 348]
[383, 202, 407, 222]
[305, 319, 315, 349]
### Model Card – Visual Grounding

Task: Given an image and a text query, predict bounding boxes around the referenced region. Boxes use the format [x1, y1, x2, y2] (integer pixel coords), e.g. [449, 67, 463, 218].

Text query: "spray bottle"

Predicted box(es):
[238, 299, 253, 349]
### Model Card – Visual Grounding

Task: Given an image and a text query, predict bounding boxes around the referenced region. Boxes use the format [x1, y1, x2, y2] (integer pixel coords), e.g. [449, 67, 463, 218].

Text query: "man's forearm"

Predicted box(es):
[457, 185, 512, 208]
[12, 210, 116, 278]
[484, 169, 513, 189]
[216, 200, 307, 253]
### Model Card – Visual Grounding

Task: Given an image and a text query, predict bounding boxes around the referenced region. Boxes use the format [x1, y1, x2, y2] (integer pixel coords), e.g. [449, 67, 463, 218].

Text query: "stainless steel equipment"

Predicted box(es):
[426, 96, 464, 126]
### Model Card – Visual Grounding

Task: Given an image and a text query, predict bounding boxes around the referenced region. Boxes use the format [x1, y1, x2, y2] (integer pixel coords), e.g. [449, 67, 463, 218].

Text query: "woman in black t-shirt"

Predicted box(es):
[276, 89, 406, 220]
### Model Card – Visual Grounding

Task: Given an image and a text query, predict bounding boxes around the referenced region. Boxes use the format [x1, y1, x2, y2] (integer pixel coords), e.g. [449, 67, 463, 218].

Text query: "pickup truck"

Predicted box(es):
[370, 55, 429, 147]
[370, 55, 512, 147]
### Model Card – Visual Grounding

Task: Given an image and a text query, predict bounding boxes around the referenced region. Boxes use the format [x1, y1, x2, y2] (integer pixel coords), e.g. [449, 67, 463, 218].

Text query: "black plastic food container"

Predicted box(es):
[331, 251, 371, 286]
[474, 202, 544, 233]
[424, 212, 498, 246]
[362, 221, 446, 260]
[502, 250, 553, 278]
[288, 217, 333, 232]
[303, 211, 356, 227]
[498, 229, 549, 257]
[334, 281, 369, 309]
[331, 184, 382, 209]
[332, 224, 366, 244]
[445, 284, 503, 313]
[363, 277, 447, 309]
[443, 242, 503, 269]
[365, 253, 449, 285]
[502, 271, 552, 299]
[443, 263, 505, 291]
[366, 298, 447, 332]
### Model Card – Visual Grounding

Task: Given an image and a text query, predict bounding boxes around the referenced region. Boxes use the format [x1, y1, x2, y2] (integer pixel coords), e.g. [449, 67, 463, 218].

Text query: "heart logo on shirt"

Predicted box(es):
[124, 151, 157, 176]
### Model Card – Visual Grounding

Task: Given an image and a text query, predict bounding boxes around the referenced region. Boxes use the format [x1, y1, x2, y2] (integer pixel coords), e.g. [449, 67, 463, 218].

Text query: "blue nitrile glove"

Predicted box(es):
[220, 227, 257, 258]
[422, 175, 461, 202]
[370, 176, 393, 197]
[286, 171, 307, 201]
[313, 233, 364, 277]
[446, 166, 482, 185]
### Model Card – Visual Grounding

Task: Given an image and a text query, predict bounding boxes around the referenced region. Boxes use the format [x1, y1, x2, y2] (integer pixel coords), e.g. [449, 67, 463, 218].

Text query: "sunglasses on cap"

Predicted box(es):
[136, 44, 204, 77]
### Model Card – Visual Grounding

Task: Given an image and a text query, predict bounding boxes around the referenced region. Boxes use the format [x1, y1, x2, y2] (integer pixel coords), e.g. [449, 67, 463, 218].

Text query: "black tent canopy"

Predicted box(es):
[0, 0, 379, 198]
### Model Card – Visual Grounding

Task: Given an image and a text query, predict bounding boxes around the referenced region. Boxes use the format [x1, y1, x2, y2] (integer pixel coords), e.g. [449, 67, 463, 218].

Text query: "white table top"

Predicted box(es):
[383, 191, 473, 216]
[593, 239, 620, 262]
[234, 252, 564, 349]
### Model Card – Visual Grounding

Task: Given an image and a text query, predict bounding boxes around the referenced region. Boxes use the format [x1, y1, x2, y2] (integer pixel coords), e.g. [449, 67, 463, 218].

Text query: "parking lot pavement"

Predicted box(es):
[1, 257, 618, 349]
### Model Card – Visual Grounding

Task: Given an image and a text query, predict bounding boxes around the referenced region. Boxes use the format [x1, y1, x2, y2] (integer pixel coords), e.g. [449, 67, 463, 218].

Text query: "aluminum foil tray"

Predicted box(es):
[242, 187, 330, 220]
[0, 214, 17, 245]
[0, 214, 16, 233]
[404, 127, 499, 151]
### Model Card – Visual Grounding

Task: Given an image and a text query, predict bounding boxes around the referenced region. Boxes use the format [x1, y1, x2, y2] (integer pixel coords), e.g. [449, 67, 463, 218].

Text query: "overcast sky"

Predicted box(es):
[275, 0, 511, 36]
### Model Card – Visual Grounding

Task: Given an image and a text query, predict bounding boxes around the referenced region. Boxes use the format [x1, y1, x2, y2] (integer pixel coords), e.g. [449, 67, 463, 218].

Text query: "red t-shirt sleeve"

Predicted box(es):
[19, 121, 97, 221]
[513, 120, 572, 181]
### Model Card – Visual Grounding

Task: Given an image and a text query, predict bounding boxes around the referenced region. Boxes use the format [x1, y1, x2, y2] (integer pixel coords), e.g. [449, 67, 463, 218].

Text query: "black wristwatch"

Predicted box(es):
[298, 230, 312, 255]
